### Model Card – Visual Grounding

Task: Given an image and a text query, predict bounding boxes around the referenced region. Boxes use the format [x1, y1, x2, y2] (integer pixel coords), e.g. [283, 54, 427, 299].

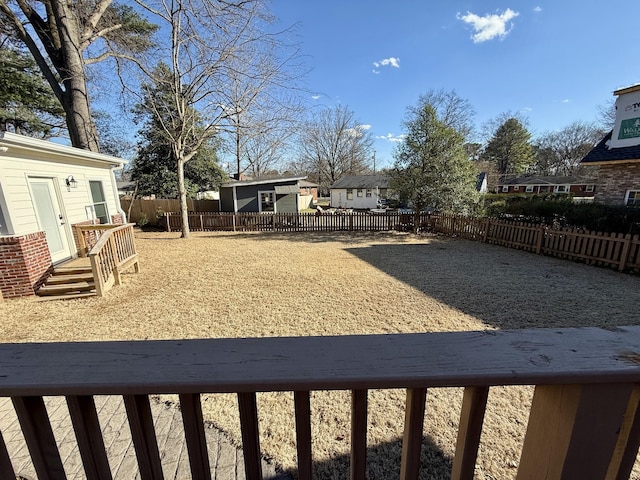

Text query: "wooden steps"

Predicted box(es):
[37, 263, 96, 300]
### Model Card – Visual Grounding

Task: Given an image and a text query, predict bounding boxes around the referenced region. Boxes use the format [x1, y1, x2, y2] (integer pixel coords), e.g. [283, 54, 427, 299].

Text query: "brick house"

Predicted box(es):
[581, 83, 640, 205]
[495, 175, 597, 197]
[0, 132, 127, 298]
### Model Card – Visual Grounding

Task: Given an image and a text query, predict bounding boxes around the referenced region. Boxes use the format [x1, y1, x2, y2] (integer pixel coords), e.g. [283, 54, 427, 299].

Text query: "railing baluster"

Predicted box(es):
[12, 395, 66, 480]
[123, 394, 164, 480]
[66, 395, 112, 480]
[178, 393, 211, 480]
[605, 384, 640, 480]
[451, 386, 489, 480]
[400, 387, 427, 480]
[350, 389, 368, 480]
[0, 430, 16, 479]
[238, 392, 262, 480]
[294, 390, 312, 480]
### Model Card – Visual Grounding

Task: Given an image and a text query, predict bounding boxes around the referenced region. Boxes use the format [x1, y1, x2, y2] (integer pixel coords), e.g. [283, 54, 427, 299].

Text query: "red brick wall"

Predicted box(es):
[0, 232, 52, 298]
[595, 163, 640, 205]
[111, 213, 124, 224]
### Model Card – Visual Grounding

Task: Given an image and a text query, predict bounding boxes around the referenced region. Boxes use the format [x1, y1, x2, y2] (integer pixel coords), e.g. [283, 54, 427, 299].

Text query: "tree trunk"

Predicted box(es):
[49, 0, 100, 151]
[177, 158, 191, 238]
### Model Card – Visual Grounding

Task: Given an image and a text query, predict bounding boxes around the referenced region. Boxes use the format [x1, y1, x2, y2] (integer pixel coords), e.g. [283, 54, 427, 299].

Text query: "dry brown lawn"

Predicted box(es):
[2, 229, 640, 479]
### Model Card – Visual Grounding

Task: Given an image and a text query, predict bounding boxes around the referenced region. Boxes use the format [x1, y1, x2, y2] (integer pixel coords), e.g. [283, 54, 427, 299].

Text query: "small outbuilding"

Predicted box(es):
[219, 176, 308, 213]
[0, 132, 126, 298]
[329, 174, 390, 209]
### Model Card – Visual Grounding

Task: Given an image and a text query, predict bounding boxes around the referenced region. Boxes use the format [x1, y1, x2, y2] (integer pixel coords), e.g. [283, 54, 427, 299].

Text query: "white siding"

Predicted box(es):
[330, 188, 379, 209]
[0, 143, 122, 237]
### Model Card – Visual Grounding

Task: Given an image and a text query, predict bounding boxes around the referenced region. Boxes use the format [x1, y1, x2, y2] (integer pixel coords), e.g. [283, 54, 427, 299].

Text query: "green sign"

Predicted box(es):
[618, 117, 640, 139]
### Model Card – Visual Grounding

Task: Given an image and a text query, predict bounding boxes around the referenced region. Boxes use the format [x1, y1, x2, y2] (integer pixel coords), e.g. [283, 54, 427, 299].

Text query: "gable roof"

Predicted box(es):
[581, 130, 640, 165]
[330, 174, 390, 189]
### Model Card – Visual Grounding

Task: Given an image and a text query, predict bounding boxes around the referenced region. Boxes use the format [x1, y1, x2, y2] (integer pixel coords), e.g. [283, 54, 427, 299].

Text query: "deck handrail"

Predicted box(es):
[0, 326, 639, 479]
[85, 223, 140, 296]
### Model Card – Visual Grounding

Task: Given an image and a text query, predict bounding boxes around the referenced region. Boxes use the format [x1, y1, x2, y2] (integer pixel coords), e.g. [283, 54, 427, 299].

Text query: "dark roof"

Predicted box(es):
[330, 174, 390, 189]
[498, 175, 596, 186]
[117, 181, 136, 191]
[221, 176, 306, 188]
[581, 130, 640, 164]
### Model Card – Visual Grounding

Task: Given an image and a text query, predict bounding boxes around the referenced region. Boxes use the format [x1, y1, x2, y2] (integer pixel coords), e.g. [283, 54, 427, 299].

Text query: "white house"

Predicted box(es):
[329, 174, 390, 209]
[0, 132, 126, 298]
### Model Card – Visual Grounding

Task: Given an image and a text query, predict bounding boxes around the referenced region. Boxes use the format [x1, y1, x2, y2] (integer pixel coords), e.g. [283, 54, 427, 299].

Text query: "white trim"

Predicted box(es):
[585, 184, 595, 192]
[625, 190, 640, 206]
[525, 185, 534, 193]
[258, 190, 276, 212]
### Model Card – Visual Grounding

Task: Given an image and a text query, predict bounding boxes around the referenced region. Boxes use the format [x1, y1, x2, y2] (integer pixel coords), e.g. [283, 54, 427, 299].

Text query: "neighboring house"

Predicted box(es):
[476, 172, 488, 194]
[329, 174, 390, 209]
[0, 132, 126, 298]
[299, 179, 319, 210]
[581, 84, 640, 206]
[219, 176, 307, 213]
[495, 175, 597, 197]
[117, 180, 136, 197]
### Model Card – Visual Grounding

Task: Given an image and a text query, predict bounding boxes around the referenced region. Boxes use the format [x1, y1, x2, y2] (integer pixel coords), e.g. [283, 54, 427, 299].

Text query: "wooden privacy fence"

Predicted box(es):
[164, 211, 433, 233]
[431, 215, 640, 273]
[121, 199, 218, 225]
[0, 326, 639, 480]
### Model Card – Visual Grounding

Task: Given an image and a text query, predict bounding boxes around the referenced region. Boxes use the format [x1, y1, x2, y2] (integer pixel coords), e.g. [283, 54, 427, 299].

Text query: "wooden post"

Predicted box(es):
[535, 225, 545, 255]
[165, 213, 171, 232]
[618, 234, 632, 271]
[76, 225, 88, 257]
[482, 218, 490, 243]
[451, 386, 489, 480]
[517, 383, 636, 480]
[400, 387, 427, 480]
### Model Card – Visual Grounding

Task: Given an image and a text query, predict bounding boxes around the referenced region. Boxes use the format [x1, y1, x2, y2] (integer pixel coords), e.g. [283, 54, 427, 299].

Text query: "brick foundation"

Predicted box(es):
[0, 232, 53, 298]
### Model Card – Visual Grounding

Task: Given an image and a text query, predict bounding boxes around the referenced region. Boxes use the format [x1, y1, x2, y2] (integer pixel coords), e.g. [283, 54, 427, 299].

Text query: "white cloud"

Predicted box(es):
[311, 95, 320, 100]
[561, 99, 570, 103]
[457, 9, 519, 43]
[533, 6, 542, 13]
[376, 133, 406, 143]
[358, 124, 372, 131]
[372, 57, 400, 74]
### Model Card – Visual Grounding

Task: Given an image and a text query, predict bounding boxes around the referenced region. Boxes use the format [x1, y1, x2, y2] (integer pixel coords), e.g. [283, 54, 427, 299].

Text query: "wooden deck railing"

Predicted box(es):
[77, 223, 140, 297]
[0, 326, 639, 479]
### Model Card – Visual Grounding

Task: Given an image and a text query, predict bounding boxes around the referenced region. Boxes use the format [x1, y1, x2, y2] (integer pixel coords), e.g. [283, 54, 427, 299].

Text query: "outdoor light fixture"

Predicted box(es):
[65, 175, 78, 191]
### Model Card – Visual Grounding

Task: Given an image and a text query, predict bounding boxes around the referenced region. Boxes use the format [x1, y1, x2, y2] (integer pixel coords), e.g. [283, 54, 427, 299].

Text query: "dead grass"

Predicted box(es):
[2, 229, 640, 479]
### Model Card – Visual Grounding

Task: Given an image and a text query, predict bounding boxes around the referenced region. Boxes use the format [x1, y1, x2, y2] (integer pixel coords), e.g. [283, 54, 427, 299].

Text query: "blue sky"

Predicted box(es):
[270, 1, 640, 169]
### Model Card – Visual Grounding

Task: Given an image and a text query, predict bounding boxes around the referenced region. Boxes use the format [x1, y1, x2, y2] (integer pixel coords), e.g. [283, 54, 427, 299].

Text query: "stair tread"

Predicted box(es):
[37, 292, 97, 301]
[47, 273, 94, 284]
[38, 282, 95, 295]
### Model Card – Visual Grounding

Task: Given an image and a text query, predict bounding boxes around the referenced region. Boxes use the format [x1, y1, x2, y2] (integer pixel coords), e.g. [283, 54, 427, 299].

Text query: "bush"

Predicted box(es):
[481, 194, 640, 234]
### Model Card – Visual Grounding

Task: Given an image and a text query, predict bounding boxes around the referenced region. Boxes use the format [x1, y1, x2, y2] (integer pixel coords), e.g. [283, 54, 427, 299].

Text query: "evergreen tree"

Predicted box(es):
[131, 64, 226, 199]
[482, 118, 534, 176]
[0, 46, 65, 136]
[390, 101, 478, 231]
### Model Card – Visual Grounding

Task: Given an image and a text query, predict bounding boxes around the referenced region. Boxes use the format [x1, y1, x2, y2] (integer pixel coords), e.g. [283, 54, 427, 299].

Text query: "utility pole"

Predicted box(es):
[372, 151, 376, 174]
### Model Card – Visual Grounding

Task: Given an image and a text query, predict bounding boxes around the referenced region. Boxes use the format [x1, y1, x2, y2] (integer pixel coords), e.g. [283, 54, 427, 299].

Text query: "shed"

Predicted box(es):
[0, 132, 126, 298]
[219, 176, 307, 213]
[329, 174, 390, 209]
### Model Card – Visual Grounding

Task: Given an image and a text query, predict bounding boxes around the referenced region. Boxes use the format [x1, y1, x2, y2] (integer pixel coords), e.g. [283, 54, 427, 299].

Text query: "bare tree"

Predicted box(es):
[132, 0, 299, 238]
[215, 31, 306, 178]
[415, 89, 476, 140]
[0, 0, 156, 150]
[296, 105, 373, 192]
[533, 121, 605, 176]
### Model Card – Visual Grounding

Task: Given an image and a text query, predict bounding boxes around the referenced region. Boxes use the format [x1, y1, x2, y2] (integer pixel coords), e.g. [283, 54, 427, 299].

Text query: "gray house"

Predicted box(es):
[219, 176, 307, 213]
[329, 174, 390, 209]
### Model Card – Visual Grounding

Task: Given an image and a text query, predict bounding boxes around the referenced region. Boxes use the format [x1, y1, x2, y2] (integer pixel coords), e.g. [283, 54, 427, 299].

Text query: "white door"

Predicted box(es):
[30, 178, 71, 263]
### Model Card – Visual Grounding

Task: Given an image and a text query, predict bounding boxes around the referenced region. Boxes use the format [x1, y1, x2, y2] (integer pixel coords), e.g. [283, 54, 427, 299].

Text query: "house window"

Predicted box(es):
[525, 185, 534, 193]
[347, 189, 353, 200]
[357, 189, 363, 197]
[501, 186, 509, 193]
[554, 185, 569, 193]
[585, 184, 595, 192]
[89, 181, 110, 224]
[366, 189, 372, 197]
[626, 191, 640, 206]
[259, 191, 276, 212]
[513, 186, 519, 191]
[0, 202, 8, 235]
[539, 186, 550, 193]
